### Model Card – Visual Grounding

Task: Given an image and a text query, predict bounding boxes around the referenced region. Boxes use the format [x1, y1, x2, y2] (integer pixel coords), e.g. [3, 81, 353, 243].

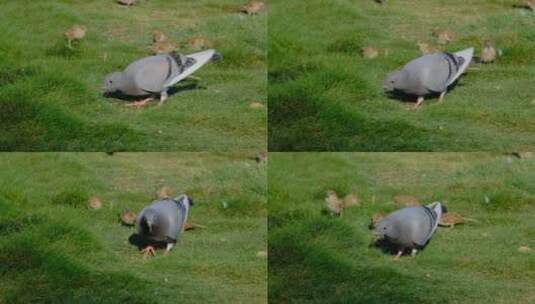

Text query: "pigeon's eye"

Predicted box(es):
[109, 80, 113, 84]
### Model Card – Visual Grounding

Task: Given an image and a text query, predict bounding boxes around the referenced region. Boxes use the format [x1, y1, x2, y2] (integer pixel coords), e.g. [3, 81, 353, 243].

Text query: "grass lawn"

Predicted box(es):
[269, 152, 535, 303]
[268, 0, 535, 151]
[0, 0, 266, 151]
[0, 153, 267, 303]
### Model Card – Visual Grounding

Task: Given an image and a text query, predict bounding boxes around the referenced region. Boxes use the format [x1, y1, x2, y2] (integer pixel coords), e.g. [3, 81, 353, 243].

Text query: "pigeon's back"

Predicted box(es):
[123, 55, 180, 94]
[136, 199, 181, 241]
[402, 53, 463, 95]
[151, 199, 182, 240]
[385, 205, 439, 247]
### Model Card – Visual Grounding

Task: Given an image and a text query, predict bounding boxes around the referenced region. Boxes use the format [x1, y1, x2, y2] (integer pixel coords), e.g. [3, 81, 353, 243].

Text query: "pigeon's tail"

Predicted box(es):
[211, 51, 223, 62]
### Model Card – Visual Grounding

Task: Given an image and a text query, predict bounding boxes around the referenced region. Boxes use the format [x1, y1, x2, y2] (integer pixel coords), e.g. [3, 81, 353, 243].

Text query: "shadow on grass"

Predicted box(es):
[384, 81, 465, 104]
[268, 87, 436, 151]
[128, 233, 168, 251]
[0, 89, 144, 151]
[269, 213, 448, 303]
[103, 82, 204, 102]
[0, 199, 156, 303]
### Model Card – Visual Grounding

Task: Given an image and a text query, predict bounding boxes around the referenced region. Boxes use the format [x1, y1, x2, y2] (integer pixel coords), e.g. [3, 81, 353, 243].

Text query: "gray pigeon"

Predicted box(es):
[101, 49, 221, 107]
[373, 202, 443, 259]
[383, 48, 473, 108]
[135, 194, 193, 257]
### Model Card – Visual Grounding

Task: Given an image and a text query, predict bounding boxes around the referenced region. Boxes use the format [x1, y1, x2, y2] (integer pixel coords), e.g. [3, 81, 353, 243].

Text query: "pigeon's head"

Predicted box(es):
[101, 72, 124, 94]
[383, 70, 404, 92]
[373, 219, 394, 240]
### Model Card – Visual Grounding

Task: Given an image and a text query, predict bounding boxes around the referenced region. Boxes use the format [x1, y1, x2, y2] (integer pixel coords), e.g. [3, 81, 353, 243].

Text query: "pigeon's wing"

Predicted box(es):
[164, 49, 215, 87]
[412, 203, 442, 246]
[408, 53, 451, 93]
[129, 55, 172, 93]
[152, 200, 181, 241]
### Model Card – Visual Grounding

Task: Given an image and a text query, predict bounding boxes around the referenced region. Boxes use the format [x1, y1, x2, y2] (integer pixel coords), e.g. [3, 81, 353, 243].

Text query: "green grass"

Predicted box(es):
[0, 0, 266, 151]
[269, 153, 535, 303]
[0, 153, 267, 303]
[268, 0, 535, 151]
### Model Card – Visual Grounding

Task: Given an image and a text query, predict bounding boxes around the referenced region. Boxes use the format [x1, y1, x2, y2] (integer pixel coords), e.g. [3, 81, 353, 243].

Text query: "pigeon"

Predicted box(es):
[101, 50, 221, 107]
[383, 48, 473, 108]
[135, 195, 194, 257]
[65, 25, 86, 49]
[373, 202, 443, 259]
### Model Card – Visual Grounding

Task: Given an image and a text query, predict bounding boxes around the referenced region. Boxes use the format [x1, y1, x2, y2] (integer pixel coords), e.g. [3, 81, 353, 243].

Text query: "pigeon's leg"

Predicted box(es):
[438, 91, 446, 103]
[411, 249, 418, 257]
[163, 243, 175, 255]
[393, 250, 403, 260]
[158, 90, 168, 106]
[140, 246, 156, 258]
[414, 96, 424, 109]
[126, 97, 153, 108]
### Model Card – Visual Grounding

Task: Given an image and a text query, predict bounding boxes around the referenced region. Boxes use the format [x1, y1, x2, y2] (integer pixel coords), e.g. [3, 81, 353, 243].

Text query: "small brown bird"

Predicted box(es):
[120, 210, 137, 226]
[183, 220, 207, 231]
[254, 151, 268, 163]
[518, 246, 534, 253]
[361, 46, 379, 59]
[249, 102, 264, 109]
[117, 0, 135, 6]
[152, 31, 167, 43]
[87, 196, 102, 210]
[324, 190, 359, 216]
[156, 186, 173, 199]
[187, 36, 213, 51]
[439, 212, 477, 228]
[150, 41, 177, 54]
[432, 29, 455, 45]
[480, 40, 497, 63]
[392, 195, 420, 206]
[240, 1, 265, 15]
[417, 41, 440, 54]
[65, 25, 86, 49]
[369, 212, 386, 229]
[324, 190, 343, 216]
[342, 193, 360, 207]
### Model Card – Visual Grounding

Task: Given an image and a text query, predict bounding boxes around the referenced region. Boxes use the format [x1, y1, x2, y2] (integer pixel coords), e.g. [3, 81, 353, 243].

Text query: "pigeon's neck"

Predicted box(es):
[396, 69, 410, 89]
[177, 200, 190, 231]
